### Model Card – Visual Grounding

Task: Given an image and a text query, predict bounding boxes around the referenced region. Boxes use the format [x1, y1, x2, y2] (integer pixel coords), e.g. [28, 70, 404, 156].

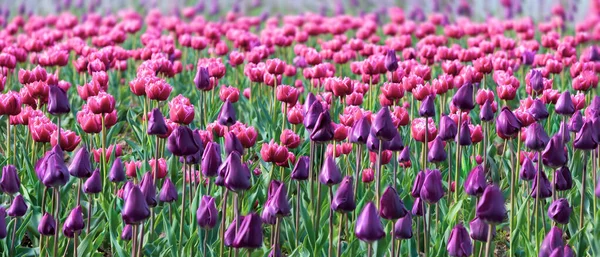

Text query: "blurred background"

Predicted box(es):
[0, 0, 596, 24]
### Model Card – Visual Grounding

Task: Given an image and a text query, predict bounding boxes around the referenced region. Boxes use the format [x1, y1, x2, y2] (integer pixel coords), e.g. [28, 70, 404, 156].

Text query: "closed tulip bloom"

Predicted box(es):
[194, 66, 210, 90]
[38, 212, 56, 236]
[332, 176, 356, 213]
[367, 127, 390, 152]
[428, 136, 447, 163]
[469, 217, 494, 242]
[218, 100, 237, 126]
[439, 115, 458, 141]
[419, 169, 444, 204]
[42, 146, 70, 188]
[394, 213, 412, 239]
[385, 49, 399, 72]
[266, 183, 291, 217]
[542, 135, 568, 168]
[147, 108, 168, 135]
[558, 122, 570, 143]
[496, 107, 522, 139]
[412, 198, 425, 216]
[464, 165, 486, 197]
[122, 186, 150, 225]
[121, 225, 132, 241]
[197, 196, 218, 229]
[476, 184, 507, 224]
[69, 146, 92, 178]
[304, 101, 323, 130]
[457, 121, 472, 146]
[109, 157, 126, 183]
[310, 111, 334, 142]
[520, 156, 536, 181]
[555, 91, 575, 115]
[480, 100, 494, 122]
[379, 186, 408, 220]
[47, 85, 70, 115]
[528, 69, 544, 94]
[388, 132, 404, 152]
[529, 99, 549, 120]
[411, 171, 425, 198]
[202, 142, 221, 177]
[291, 156, 309, 180]
[319, 156, 342, 186]
[223, 152, 251, 192]
[540, 227, 565, 257]
[350, 116, 371, 144]
[419, 95, 436, 118]
[452, 83, 475, 111]
[399, 146, 410, 163]
[140, 172, 157, 207]
[355, 202, 385, 243]
[232, 213, 263, 249]
[447, 223, 473, 257]
[531, 171, 553, 199]
[550, 246, 575, 257]
[167, 126, 201, 156]
[159, 178, 177, 203]
[225, 132, 244, 155]
[63, 205, 84, 234]
[548, 198, 571, 224]
[568, 111, 583, 132]
[224, 218, 239, 247]
[573, 120, 598, 150]
[373, 106, 397, 141]
[525, 122, 549, 151]
[0, 165, 20, 195]
[554, 166, 573, 191]
[83, 169, 101, 194]
[7, 195, 27, 217]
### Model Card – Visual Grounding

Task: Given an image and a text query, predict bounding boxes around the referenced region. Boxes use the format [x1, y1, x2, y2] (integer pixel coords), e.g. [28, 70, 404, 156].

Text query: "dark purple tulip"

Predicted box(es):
[596, 179, 600, 198]
[419, 169, 444, 204]
[388, 132, 404, 152]
[147, 108, 168, 135]
[310, 111, 334, 142]
[379, 186, 407, 220]
[558, 122, 570, 143]
[447, 223, 473, 257]
[522, 50, 535, 65]
[529, 99, 549, 120]
[304, 99, 323, 130]
[555, 91, 575, 115]
[202, 142, 221, 177]
[319, 156, 342, 186]
[574, 120, 598, 150]
[550, 245, 575, 257]
[83, 169, 102, 194]
[469, 217, 494, 242]
[121, 225, 132, 241]
[393, 213, 412, 239]
[350, 116, 371, 144]
[167, 126, 201, 156]
[140, 173, 157, 207]
[464, 165, 486, 197]
[0, 165, 20, 195]
[291, 156, 309, 180]
[531, 171, 553, 199]
[428, 136, 447, 163]
[181, 130, 204, 164]
[456, 121, 472, 146]
[496, 107, 522, 138]
[419, 95, 436, 118]
[548, 198, 571, 224]
[540, 227, 565, 257]
[109, 157, 125, 183]
[528, 69, 544, 94]
[520, 156, 536, 181]
[398, 146, 410, 163]
[159, 178, 177, 203]
[38, 212, 55, 236]
[542, 135, 568, 168]
[218, 100, 237, 126]
[384, 49, 398, 72]
[355, 202, 385, 243]
[588, 96, 600, 118]
[332, 176, 356, 213]
[452, 83, 475, 111]
[224, 218, 238, 247]
[63, 205, 84, 235]
[439, 115, 458, 141]
[261, 203, 277, 225]
[525, 122, 549, 151]
[225, 132, 244, 155]
[232, 213, 263, 249]
[47, 85, 70, 115]
[476, 185, 507, 224]
[554, 166, 573, 191]
[122, 181, 134, 202]
[69, 146, 92, 178]
[367, 127, 390, 152]
[122, 186, 150, 225]
[411, 171, 425, 198]
[568, 111, 583, 132]
[197, 196, 218, 229]
[411, 198, 424, 216]
[223, 152, 251, 192]
[480, 100, 494, 122]
[194, 66, 210, 90]
[373, 107, 398, 141]
[42, 147, 70, 188]
[7, 195, 27, 217]
[266, 183, 291, 217]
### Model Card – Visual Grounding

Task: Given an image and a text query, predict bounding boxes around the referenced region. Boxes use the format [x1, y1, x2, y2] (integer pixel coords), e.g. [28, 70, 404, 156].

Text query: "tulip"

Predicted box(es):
[469, 217, 494, 242]
[464, 165, 486, 197]
[419, 169, 444, 204]
[373, 106, 397, 141]
[291, 156, 309, 180]
[202, 142, 222, 178]
[394, 213, 412, 239]
[496, 107, 522, 139]
[350, 116, 371, 144]
[568, 111, 583, 132]
[38, 212, 56, 236]
[232, 213, 263, 249]
[41, 146, 70, 188]
[197, 196, 218, 229]
[47, 85, 70, 115]
[419, 95, 436, 118]
[304, 101, 323, 130]
[457, 121, 472, 146]
[88, 92, 115, 114]
[319, 156, 342, 186]
[121, 225, 132, 241]
[140, 173, 157, 207]
[550, 246, 575, 257]
[332, 176, 356, 213]
[159, 178, 177, 203]
[122, 186, 150, 225]
[310, 111, 334, 142]
[480, 100, 494, 122]
[554, 166, 573, 191]
[280, 129, 301, 149]
[109, 157, 126, 183]
[573, 120, 598, 150]
[83, 169, 102, 194]
[542, 135, 568, 168]
[0, 165, 20, 195]
[379, 186, 407, 220]
[194, 67, 210, 90]
[225, 132, 244, 155]
[385, 49, 399, 72]
[223, 152, 251, 192]
[63, 205, 84, 236]
[167, 126, 201, 156]
[531, 171, 552, 199]
[548, 198, 571, 224]
[439, 115, 458, 141]
[362, 169, 374, 183]
[7, 195, 27, 217]
[529, 99, 549, 120]
[476, 185, 507, 224]
[447, 223, 473, 257]
[147, 108, 168, 135]
[355, 202, 385, 243]
[539, 227, 564, 257]
[525, 122, 549, 151]
[520, 156, 536, 181]
[527, 69, 544, 94]
[366, 127, 390, 152]
[452, 83, 475, 110]
[218, 100, 237, 126]
[555, 91, 575, 115]
[428, 136, 447, 163]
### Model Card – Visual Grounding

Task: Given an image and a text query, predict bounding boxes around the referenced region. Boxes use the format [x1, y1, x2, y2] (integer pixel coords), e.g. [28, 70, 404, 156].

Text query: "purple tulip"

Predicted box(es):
[393, 213, 412, 239]
[531, 171, 553, 199]
[373, 106, 397, 141]
[573, 120, 598, 150]
[194, 66, 210, 90]
[452, 83, 475, 111]
[411, 198, 424, 216]
[447, 223, 473, 257]
[428, 136, 447, 163]
[217, 100, 237, 126]
[529, 99, 549, 120]
[223, 152, 251, 192]
[63, 205, 84, 236]
[539, 227, 564, 257]
[47, 85, 70, 115]
[291, 156, 309, 180]
[140, 172, 157, 207]
[167, 126, 201, 156]
[69, 146, 92, 179]
[496, 107, 522, 138]
[109, 157, 125, 183]
[398, 146, 410, 163]
[122, 186, 150, 225]
[419, 169, 444, 204]
[355, 202, 385, 243]
[554, 166, 573, 191]
[525, 122, 549, 151]
[0, 165, 20, 195]
[542, 135, 568, 168]
[439, 115, 458, 141]
[201, 142, 222, 178]
[350, 116, 371, 144]
[332, 176, 356, 213]
[555, 91, 575, 115]
[232, 213, 263, 249]
[384, 49, 398, 72]
[469, 217, 494, 242]
[310, 111, 334, 142]
[411, 171, 425, 198]
[568, 111, 583, 132]
[38, 212, 55, 236]
[379, 186, 407, 220]
[121, 225, 132, 241]
[419, 95, 436, 118]
[147, 108, 168, 135]
[159, 178, 177, 203]
[480, 100, 494, 122]
[83, 169, 102, 194]
[548, 198, 571, 224]
[476, 185, 507, 224]
[520, 156, 536, 181]
[464, 165, 486, 197]
[527, 69, 544, 94]
[197, 196, 218, 229]
[319, 156, 342, 186]
[7, 195, 27, 217]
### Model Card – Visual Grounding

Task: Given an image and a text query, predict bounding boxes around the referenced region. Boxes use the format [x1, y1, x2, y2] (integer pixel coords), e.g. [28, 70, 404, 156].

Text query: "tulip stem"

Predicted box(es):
[580, 151, 588, 229]
[416, 215, 420, 254]
[74, 232, 78, 257]
[390, 222, 395, 257]
[392, 151, 398, 190]
[367, 243, 372, 257]
[53, 188, 61, 257]
[485, 224, 493, 257]
[455, 114, 462, 203]
[132, 225, 137, 257]
[219, 189, 229, 257]
[10, 217, 17, 256]
[234, 193, 241, 257]
[376, 142, 383, 208]
[137, 223, 145, 257]
[534, 151, 542, 251]
[295, 181, 301, 246]
[447, 143, 452, 203]
[353, 144, 362, 217]
[5, 117, 9, 164]
[328, 186, 334, 257]
[179, 160, 187, 253]
[202, 229, 208, 256]
[309, 141, 315, 212]
[76, 179, 82, 206]
[396, 239, 402, 257]
[87, 196, 93, 234]
[423, 202, 429, 257]
[336, 214, 344, 257]
[150, 136, 160, 239]
[509, 134, 518, 257]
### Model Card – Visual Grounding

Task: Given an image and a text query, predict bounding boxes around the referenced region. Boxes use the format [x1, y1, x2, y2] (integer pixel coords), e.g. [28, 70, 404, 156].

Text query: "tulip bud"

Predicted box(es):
[555, 91, 575, 115]
[447, 223, 473, 257]
[393, 213, 412, 239]
[419, 95, 436, 118]
[83, 169, 102, 194]
[122, 186, 150, 225]
[469, 217, 494, 242]
[373, 106, 397, 141]
[197, 196, 218, 229]
[38, 212, 56, 236]
[476, 184, 507, 224]
[379, 186, 407, 220]
[218, 100, 237, 126]
[7, 195, 28, 217]
[159, 178, 178, 203]
[332, 176, 356, 213]
[428, 136, 447, 163]
[438, 115, 457, 141]
[419, 170, 444, 204]
[63, 205, 84, 236]
[547, 198, 571, 224]
[47, 85, 70, 115]
[147, 108, 168, 135]
[319, 156, 342, 186]
[540, 227, 565, 257]
[232, 213, 263, 249]
[121, 225, 132, 241]
[109, 157, 126, 183]
[0, 165, 20, 195]
[355, 202, 385, 243]
[464, 165, 486, 197]
[452, 83, 475, 111]
[291, 156, 309, 181]
[554, 166, 573, 191]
